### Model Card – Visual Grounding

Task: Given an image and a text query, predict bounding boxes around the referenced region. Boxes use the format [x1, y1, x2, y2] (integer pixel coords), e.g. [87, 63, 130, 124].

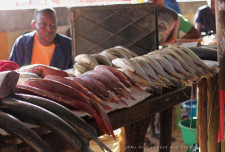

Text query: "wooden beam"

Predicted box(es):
[207, 73, 220, 152]
[197, 78, 208, 152]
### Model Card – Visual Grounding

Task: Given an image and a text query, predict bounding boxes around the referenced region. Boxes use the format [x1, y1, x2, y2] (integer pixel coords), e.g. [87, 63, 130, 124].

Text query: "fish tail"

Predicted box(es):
[108, 91, 120, 104]
[93, 137, 112, 152]
[91, 102, 116, 139]
[119, 98, 128, 105]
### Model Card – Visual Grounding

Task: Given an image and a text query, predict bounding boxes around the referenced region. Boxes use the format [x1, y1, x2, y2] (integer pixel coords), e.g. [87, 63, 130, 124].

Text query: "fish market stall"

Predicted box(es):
[0, 3, 217, 152]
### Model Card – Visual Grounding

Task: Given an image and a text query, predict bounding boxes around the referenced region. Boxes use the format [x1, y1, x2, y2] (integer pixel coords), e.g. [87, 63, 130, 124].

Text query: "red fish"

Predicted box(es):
[25, 79, 90, 104]
[77, 75, 121, 104]
[15, 84, 115, 138]
[18, 64, 69, 78]
[44, 75, 112, 111]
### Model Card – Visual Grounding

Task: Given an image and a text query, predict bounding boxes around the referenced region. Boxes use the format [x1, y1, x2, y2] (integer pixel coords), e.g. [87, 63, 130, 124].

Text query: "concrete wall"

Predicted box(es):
[179, 1, 207, 25]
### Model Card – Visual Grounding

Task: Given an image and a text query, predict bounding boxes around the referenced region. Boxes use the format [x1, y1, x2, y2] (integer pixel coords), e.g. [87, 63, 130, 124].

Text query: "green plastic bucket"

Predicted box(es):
[178, 118, 197, 146]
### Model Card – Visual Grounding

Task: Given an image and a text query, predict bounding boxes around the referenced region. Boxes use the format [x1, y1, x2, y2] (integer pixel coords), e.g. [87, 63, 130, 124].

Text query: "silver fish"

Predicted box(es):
[75, 54, 98, 70]
[112, 58, 161, 91]
[114, 46, 138, 58]
[91, 54, 112, 66]
[131, 57, 167, 88]
[104, 48, 129, 59]
[99, 50, 118, 61]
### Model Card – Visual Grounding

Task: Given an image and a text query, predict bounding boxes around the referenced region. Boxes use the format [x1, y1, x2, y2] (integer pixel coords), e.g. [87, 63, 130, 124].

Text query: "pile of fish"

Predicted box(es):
[74, 46, 138, 76]
[0, 67, 119, 152]
[0, 45, 213, 152]
[0, 63, 147, 152]
[74, 45, 213, 92]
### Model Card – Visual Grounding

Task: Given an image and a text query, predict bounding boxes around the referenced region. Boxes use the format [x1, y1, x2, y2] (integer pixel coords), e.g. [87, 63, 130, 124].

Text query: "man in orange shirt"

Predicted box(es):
[9, 8, 73, 70]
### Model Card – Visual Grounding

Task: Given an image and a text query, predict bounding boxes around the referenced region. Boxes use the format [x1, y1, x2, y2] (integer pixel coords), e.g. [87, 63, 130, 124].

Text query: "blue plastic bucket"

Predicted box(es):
[182, 99, 197, 118]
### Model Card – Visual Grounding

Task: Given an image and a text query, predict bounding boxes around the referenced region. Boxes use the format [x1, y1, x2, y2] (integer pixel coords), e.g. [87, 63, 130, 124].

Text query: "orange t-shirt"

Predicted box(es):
[31, 34, 55, 66]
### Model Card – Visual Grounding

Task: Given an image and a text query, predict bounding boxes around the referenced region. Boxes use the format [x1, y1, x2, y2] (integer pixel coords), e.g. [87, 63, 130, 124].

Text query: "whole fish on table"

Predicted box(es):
[77, 74, 125, 105]
[175, 45, 213, 78]
[83, 71, 132, 101]
[25, 79, 90, 104]
[91, 54, 112, 66]
[18, 64, 69, 78]
[140, 55, 181, 87]
[94, 65, 132, 89]
[149, 48, 199, 77]
[99, 51, 118, 62]
[159, 53, 195, 80]
[74, 63, 88, 76]
[112, 58, 161, 91]
[12, 93, 112, 152]
[44, 75, 112, 111]
[15, 84, 115, 138]
[0, 71, 19, 99]
[114, 46, 138, 58]
[131, 58, 167, 88]
[168, 46, 207, 78]
[94, 65, 132, 93]
[117, 68, 155, 91]
[104, 48, 129, 59]
[67, 77, 111, 103]
[147, 54, 186, 82]
[0, 111, 51, 152]
[0, 98, 91, 152]
[25, 79, 115, 138]
[74, 54, 98, 70]
[17, 72, 41, 84]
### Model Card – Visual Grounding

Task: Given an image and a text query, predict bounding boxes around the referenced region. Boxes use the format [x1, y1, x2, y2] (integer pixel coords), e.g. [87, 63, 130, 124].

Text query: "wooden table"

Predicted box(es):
[2, 86, 191, 152]
[92, 86, 192, 152]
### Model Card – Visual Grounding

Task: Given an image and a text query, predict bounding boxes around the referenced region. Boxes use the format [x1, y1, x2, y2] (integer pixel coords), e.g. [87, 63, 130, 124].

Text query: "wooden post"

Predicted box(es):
[159, 107, 173, 152]
[207, 73, 220, 152]
[124, 116, 151, 152]
[216, 0, 225, 147]
[197, 78, 208, 152]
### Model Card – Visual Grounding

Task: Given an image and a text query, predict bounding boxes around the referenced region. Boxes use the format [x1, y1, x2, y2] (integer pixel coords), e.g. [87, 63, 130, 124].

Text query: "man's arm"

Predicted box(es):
[181, 26, 201, 39]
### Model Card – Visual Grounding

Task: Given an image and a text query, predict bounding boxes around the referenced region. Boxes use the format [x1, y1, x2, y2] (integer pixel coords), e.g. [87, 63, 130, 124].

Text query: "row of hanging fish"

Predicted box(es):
[0, 69, 114, 152]
[74, 45, 213, 92]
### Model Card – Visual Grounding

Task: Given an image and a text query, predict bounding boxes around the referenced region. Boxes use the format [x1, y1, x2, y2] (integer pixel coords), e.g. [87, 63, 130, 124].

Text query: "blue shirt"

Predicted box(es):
[164, 0, 181, 14]
[9, 31, 73, 70]
[195, 5, 216, 35]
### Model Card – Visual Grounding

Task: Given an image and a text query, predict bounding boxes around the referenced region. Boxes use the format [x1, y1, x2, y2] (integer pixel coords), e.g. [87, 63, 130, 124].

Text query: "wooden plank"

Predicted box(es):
[159, 107, 172, 152]
[124, 116, 151, 152]
[207, 73, 220, 152]
[197, 78, 208, 152]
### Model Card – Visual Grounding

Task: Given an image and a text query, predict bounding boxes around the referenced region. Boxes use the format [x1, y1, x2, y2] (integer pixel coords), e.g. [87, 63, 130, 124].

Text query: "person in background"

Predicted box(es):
[178, 14, 201, 39]
[149, 0, 180, 46]
[9, 8, 73, 70]
[194, 0, 216, 36]
[164, 0, 181, 14]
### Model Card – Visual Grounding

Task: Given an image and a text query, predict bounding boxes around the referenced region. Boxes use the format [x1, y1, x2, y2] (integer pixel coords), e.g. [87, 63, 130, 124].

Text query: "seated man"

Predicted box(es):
[194, 0, 216, 35]
[149, 0, 180, 46]
[9, 8, 73, 70]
